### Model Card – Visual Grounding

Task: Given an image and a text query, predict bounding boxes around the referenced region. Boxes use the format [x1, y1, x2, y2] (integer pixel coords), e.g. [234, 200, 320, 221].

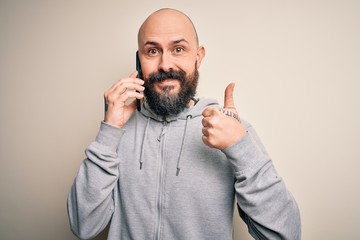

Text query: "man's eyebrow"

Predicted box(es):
[143, 39, 189, 47]
[144, 41, 160, 47]
[172, 38, 189, 45]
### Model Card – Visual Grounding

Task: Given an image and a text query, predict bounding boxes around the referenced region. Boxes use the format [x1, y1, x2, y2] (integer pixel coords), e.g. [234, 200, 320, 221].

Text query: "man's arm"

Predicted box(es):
[67, 72, 144, 238]
[223, 123, 301, 240]
[67, 122, 123, 239]
[202, 83, 301, 239]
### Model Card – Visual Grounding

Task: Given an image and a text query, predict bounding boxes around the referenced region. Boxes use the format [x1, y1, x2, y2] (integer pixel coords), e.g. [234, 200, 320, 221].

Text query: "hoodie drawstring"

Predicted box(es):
[139, 115, 192, 176]
[176, 115, 192, 176]
[139, 117, 151, 170]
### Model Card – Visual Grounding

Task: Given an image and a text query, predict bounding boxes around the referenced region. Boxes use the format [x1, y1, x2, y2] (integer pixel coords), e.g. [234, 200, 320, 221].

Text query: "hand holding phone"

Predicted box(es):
[103, 70, 144, 128]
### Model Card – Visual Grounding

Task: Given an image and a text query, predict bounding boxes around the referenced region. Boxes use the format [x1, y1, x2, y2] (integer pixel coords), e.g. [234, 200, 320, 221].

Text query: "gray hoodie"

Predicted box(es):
[67, 98, 301, 240]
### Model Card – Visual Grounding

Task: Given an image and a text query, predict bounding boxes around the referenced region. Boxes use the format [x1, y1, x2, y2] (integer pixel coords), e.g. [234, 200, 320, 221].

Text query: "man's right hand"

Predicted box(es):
[104, 71, 144, 128]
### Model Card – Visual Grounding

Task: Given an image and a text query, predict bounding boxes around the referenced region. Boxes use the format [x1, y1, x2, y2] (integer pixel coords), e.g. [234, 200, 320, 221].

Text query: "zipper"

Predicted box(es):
[154, 121, 168, 240]
[157, 121, 167, 142]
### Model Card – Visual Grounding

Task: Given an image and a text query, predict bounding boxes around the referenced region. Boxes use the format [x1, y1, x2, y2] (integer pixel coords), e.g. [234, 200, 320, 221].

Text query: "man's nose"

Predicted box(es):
[158, 52, 174, 72]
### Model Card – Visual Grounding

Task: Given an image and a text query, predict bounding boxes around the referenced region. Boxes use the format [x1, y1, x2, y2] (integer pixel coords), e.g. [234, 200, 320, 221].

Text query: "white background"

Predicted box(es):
[0, 1, 359, 239]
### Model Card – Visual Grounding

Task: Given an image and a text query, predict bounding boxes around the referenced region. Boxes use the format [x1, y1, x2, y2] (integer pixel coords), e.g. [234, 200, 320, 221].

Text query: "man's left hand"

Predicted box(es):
[202, 83, 247, 150]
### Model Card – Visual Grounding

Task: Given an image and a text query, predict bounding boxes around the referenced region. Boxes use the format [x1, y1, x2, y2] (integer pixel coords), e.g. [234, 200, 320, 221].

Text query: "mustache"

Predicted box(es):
[147, 70, 186, 83]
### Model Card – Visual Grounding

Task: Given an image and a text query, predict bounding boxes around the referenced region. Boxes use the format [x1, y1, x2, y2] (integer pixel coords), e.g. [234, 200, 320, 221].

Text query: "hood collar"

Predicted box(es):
[140, 97, 219, 122]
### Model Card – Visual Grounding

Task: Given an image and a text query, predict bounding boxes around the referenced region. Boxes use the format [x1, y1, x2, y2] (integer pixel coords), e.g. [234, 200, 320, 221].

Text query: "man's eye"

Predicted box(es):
[174, 47, 184, 53]
[148, 48, 159, 55]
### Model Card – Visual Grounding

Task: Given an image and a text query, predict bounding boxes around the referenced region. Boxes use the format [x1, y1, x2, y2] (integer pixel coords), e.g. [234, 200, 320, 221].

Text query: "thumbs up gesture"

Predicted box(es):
[202, 83, 247, 150]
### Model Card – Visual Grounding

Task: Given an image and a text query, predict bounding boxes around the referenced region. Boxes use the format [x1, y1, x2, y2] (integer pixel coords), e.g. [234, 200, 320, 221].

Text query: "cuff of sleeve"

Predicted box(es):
[222, 133, 268, 173]
[94, 121, 125, 152]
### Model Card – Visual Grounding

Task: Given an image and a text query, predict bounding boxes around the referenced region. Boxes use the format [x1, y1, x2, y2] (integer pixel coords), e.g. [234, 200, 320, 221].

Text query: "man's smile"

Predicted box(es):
[154, 79, 180, 94]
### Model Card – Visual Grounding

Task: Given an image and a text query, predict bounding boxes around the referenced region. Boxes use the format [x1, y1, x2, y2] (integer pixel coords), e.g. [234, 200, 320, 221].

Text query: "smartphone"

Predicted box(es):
[136, 51, 143, 111]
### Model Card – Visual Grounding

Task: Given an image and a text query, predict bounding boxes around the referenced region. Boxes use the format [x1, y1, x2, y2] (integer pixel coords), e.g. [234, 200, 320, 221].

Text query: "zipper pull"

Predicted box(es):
[157, 121, 168, 142]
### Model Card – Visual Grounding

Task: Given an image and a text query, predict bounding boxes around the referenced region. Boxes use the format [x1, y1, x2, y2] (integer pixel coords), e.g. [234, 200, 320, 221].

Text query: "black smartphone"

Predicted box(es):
[136, 51, 143, 111]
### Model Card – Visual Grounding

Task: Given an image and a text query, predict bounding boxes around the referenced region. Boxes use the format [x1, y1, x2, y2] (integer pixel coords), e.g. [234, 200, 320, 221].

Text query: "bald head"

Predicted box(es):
[138, 8, 199, 48]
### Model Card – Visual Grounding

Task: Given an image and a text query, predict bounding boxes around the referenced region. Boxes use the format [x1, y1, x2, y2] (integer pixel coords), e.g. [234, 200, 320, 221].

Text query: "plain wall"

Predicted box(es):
[1, 1, 359, 239]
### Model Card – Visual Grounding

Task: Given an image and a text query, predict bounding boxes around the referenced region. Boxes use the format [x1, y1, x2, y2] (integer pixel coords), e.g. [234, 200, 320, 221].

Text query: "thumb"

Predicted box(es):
[224, 82, 236, 109]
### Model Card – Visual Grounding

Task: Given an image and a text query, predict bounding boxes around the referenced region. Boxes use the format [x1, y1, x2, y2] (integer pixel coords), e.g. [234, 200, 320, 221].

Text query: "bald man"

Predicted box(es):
[68, 8, 301, 240]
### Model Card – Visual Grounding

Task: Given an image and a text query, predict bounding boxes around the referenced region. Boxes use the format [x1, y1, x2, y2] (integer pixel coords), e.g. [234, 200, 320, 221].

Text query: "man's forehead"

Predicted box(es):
[143, 8, 190, 27]
[138, 9, 198, 46]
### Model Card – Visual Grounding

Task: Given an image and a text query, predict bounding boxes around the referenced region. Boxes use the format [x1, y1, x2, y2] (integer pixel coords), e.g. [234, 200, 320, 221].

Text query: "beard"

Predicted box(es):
[144, 64, 199, 117]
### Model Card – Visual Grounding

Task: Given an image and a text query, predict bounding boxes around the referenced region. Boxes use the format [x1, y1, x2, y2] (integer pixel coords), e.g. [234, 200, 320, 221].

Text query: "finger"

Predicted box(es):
[202, 117, 212, 128]
[115, 89, 144, 103]
[202, 107, 220, 117]
[202, 135, 213, 149]
[108, 73, 144, 93]
[224, 82, 236, 109]
[130, 70, 138, 78]
[106, 81, 144, 101]
[111, 78, 144, 92]
[201, 117, 208, 127]
[105, 86, 144, 108]
[202, 127, 208, 136]
[202, 135, 209, 146]
[117, 82, 145, 93]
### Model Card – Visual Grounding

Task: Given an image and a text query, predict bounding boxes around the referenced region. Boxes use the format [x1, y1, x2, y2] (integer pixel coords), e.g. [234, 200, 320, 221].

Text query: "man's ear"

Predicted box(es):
[196, 46, 206, 69]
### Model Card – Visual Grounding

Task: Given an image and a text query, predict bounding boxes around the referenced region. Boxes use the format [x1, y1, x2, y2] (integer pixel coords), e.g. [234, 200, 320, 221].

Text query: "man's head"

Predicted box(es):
[137, 8, 205, 116]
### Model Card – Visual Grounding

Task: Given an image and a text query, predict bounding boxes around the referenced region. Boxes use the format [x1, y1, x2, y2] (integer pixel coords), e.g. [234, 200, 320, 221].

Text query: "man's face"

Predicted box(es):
[137, 9, 205, 116]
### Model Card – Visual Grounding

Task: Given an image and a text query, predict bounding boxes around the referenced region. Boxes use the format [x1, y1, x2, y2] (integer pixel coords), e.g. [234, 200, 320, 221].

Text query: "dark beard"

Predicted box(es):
[144, 66, 199, 117]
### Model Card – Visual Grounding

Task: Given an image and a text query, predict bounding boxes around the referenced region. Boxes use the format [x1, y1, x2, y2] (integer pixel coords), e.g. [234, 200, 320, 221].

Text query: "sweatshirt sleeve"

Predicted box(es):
[222, 122, 301, 240]
[67, 122, 124, 239]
